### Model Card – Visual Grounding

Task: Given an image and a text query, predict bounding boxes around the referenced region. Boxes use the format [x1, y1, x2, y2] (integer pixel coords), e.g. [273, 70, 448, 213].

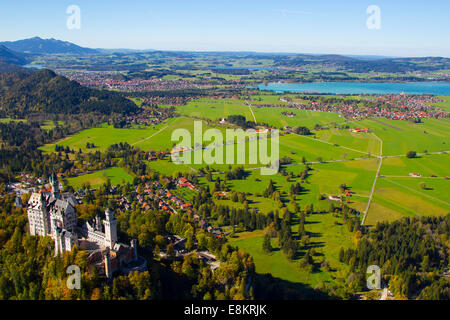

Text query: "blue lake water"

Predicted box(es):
[258, 82, 450, 95]
[24, 64, 45, 70]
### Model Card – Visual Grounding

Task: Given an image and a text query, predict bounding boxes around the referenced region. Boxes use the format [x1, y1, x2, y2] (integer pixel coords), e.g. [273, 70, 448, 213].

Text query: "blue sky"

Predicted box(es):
[1, 0, 449, 57]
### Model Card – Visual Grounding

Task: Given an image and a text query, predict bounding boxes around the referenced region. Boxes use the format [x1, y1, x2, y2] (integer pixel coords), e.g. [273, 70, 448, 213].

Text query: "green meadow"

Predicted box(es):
[251, 107, 345, 129]
[174, 97, 345, 129]
[350, 118, 450, 156]
[381, 153, 450, 177]
[40, 117, 225, 153]
[229, 211, 355, 287]
[65, 167, 134, 189]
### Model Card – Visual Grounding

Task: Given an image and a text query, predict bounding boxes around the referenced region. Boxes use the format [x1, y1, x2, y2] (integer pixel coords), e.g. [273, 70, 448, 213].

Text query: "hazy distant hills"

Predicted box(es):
[0, 37, 99, 55]
[0, 45, 27, 65]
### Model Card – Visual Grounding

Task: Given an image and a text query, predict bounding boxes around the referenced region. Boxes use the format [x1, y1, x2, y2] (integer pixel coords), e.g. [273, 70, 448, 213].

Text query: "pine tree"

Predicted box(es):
[262, 233, 272, 254]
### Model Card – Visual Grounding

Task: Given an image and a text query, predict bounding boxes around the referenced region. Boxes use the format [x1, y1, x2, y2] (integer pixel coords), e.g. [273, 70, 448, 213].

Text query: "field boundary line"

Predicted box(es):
[382, 175, 448, 179]
[246, 102, 257, 123]
[362, 133, 383, 225]
[292, 132, 369, 156]
[131, 117, 179, 146]
[383, 178, 450, 207]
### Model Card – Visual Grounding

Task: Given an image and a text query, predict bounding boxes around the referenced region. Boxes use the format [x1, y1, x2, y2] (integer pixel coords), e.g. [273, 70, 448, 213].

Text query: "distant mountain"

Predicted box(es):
[0, 37, 99, 55]
[274, 54, 450, 73]
[95, 48, 156, 54]
[0, 69, 138, 117]
[0, 45, 27, 65]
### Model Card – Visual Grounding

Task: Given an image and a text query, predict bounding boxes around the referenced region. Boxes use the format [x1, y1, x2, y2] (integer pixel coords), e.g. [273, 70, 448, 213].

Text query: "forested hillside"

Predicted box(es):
[340, 216, 450, 299]
[0, 69, 138, 117]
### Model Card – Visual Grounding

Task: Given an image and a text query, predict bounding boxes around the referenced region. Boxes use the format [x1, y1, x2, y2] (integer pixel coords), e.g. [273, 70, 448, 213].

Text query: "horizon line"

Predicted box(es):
[3, 36, 450, 59]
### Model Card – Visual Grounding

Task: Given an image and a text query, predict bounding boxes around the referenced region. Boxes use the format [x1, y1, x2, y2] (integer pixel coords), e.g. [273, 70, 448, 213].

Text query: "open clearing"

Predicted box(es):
[66, 167, 134, 189]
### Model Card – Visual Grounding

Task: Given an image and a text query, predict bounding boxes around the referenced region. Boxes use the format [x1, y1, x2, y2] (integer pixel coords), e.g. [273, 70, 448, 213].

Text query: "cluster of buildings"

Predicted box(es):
[133, 179, 196, 214]
[251, 94, 449, 121]
[281, 111, 296, 117]
[8, 175, 40, 197]
[26, 173, 146, 278]
[64, 71, 207, 92]
[111, 107, 176, 128]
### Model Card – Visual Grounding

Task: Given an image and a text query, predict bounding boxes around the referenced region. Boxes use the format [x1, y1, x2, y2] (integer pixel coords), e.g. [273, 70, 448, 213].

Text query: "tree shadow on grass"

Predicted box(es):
[252, 273, 332, 300]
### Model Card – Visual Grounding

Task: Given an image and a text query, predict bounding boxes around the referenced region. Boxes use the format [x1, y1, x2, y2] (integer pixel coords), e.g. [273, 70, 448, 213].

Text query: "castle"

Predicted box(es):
[27, 173, 146, 278]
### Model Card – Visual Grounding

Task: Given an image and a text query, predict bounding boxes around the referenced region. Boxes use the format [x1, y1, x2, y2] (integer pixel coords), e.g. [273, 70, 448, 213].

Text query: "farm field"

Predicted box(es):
[349, 118, 450, 156]
[314, 128, 381, 156]
[40, 117, 224, 153]
[174, 97, 346, 129]
[380, 153, 450, 177]
[174, 98, 254, 121]
[65, 167, 134, 189]
[251, 107, 345, 129]
[365, 176, 450, 225]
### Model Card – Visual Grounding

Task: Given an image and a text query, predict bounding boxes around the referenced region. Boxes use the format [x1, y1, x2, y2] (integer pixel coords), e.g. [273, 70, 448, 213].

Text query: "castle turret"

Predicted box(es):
[131, 239, 138, 261]
[95, 215, 102, 232]
[38, 192, 50, 236]
[50, 172, 60, 199]
[103, 208, 117, 249]
[54, 225, 62, 256]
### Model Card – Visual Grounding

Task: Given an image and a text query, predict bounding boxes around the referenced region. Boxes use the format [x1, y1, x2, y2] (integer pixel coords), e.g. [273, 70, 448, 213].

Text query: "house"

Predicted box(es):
[181, 203, 192, 209]
[351, 128, 369, 133]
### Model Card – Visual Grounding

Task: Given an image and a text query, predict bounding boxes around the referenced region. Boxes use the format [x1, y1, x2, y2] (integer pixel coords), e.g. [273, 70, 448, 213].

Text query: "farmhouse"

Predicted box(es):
[351, 128, 369, 133]
[328, 195, 341, 201]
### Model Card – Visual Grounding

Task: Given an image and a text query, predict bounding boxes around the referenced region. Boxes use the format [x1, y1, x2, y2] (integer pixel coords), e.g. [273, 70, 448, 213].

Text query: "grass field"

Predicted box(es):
[40, 117, 227, 153]
[173, 97, 346, 129]
[65, 167, 134, 189]
[350, 118, 450, 156]
[229, 211, 355, 287]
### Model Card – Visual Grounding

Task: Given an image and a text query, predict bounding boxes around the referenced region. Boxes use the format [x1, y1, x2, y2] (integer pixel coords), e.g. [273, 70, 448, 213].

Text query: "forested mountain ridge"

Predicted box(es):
[0, 37, 99, 55]
[0, 69, 138, 117]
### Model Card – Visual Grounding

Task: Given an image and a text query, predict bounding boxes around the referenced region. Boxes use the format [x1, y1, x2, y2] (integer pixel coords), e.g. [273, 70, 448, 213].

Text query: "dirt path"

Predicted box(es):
[131, 118, 179, 146]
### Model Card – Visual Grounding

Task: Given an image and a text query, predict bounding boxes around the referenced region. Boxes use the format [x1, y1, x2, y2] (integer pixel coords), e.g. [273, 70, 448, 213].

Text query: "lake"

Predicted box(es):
[258, 82, 450, 95]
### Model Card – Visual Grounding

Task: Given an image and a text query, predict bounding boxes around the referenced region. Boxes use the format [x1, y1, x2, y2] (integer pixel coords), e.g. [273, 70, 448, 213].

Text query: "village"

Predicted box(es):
[247, 94, 449, 121]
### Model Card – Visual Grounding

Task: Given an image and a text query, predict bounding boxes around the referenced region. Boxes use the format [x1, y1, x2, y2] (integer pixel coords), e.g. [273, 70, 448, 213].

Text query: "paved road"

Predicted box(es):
[362, 133, 383, 226]
[246, 102, 257, 123]
[131, 117, 179, 146]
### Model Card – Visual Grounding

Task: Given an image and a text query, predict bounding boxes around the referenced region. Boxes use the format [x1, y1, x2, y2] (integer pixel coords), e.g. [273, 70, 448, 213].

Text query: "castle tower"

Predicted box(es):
[50, 172, 60, 199]
[53, 226, 63, 256]
[38, 192, 50, 236]
[95, 215, 102, 232]
[103, 208, 117, 249]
